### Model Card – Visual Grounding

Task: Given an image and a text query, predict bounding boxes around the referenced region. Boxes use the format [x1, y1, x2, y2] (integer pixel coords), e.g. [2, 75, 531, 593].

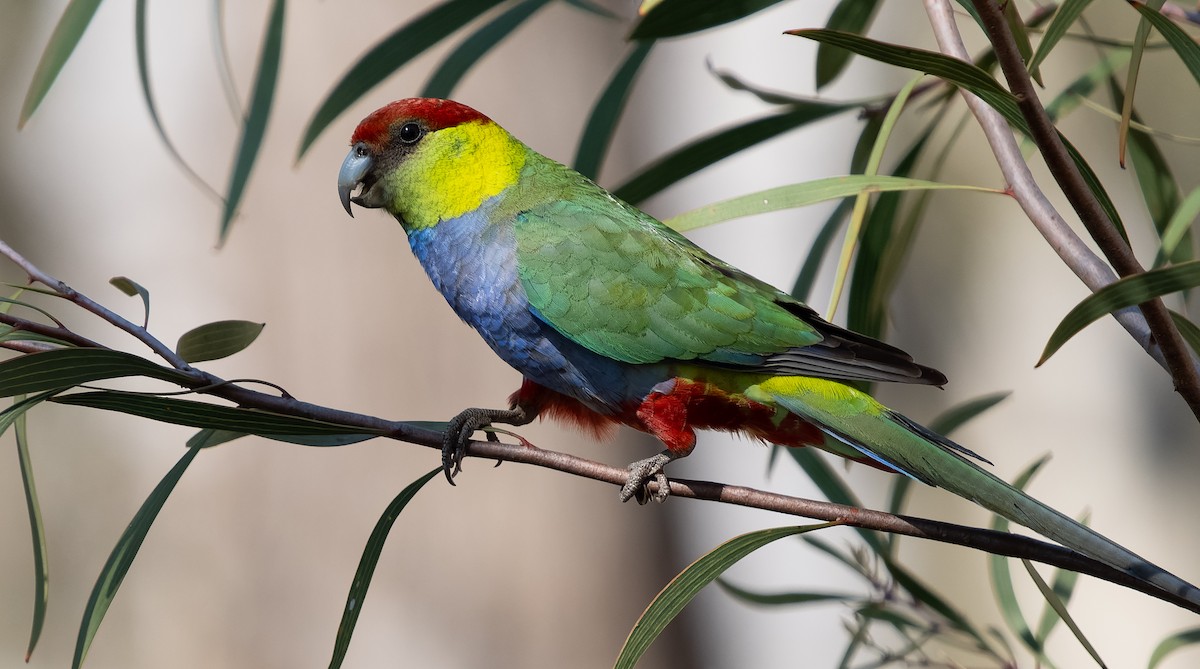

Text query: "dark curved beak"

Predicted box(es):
[338, 144, 373, 217]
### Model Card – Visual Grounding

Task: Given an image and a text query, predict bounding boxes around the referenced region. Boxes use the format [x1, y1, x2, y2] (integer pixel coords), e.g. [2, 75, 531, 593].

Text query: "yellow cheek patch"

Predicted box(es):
[390, 121, 526, 230]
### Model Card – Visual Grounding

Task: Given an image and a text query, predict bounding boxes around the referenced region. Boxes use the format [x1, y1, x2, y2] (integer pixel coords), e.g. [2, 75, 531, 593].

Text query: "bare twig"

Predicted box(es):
[0, 240, 1197, 613]
[967, 0, 1200, 421]
[922, 1, 1176, 371]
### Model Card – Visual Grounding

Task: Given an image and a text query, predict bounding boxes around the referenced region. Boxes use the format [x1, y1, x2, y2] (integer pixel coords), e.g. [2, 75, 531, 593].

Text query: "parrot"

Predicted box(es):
[337, 97, 1200, 606]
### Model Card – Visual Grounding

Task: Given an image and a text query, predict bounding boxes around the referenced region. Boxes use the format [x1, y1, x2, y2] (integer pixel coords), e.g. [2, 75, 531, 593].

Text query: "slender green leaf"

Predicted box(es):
[134, 0, 222, 203]
[1034, 536, 1083, 647]
[0, 325, 73, 348]
[1131, 2, 1200, 87]
[612, 102, 856, 206]
[1039, 261, 1200, 365]
[630, 0, 786, 39]
[615, 524, 832, 669]
[0, 348, 192, 397]
[715, 578, 854, 607]
[186, 428, 246, 449]
[990, 456, 1054, 666]
[1119, 0, 1163, 166]
[562, 0, 617, 19]
[787, 448, 886, 555]
[18, 0, 103, 128]
[14, 395, 49, 661]
[1028, 0, 1095, 74]
[787, 29, 1128, 242]
[791, 198, 853, 303]
[885, 557, 999, 655]
[666, 175, 998, 233]
[298, 0, 504, 159]
[109, 276, 151, 329]
[211, 0, 243, 119]
[1154, 186, 1200, 268]
[1002, 0, 1042, 85]
[1170, 310, 1200, 357]
[928, 392, 1011, 437]
[329, 468, 440, 669]
[175, 320, 265, 363]
[831, 75, 921, 324]
[73, 447, 200, 668]
[52, 391, 385, 438]
[574, 41, 654, 179]
[421, 0, 550, 100]
[1022, 560, 1107, 668]
[220, 0, 285, 242]
[815, 0, 880, 90]
[1149, 627, 1200, 669]
[1042, 50, 1131, 126]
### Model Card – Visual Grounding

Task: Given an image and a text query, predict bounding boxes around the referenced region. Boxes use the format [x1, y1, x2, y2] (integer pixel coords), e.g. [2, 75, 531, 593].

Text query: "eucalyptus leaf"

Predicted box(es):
[328, 468, 441, 669]
[73, 448, 200, 668]
[815, 0, 880, 90]
[110, 276, 151, 329]
[0, 348, 192, 397]
[1038, 261, 1200, 366]
[220, 0, 285, 243]
[614, 524, 832, 669]
[574, 41, 654, 180]
[175, 320, 265, 363]
[421, 0, 550, 100]
[14, 395, 49, 661]
[630, 0, 786, 39]
[18, 0, 103, 128]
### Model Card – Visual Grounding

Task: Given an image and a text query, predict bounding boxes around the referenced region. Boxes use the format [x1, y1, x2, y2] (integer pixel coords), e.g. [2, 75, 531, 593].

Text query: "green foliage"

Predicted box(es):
[7, 1, 1200, 667]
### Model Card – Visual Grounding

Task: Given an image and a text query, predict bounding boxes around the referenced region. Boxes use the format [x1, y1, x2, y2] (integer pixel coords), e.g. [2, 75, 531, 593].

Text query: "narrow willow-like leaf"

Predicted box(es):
[52, 391, 385, 437]
[574, 41, 655, 179]
[665, 175, 998, 233]
[1034, 531, 1082, 648]
[18, 0, 103, 128]
[1118, 0, 1163, 166]
[1170, 310, 1200, 357]
[1038, 261, 1200, 365]
[0, 348, 192, 397]
[1001, 0, 1042, 85]
[716, 578, 854, 606]
[989, 456, 1054, 666]
[298, 0, 504, 159]
[1136, 1, 1200, 77]
[328, 468, 440, 669]
[614, 524, 832, 669]
[829, 74, 921, 323]
[421, 0, 550, 100]
[175, 319, 265, 363]
[186, 428, 246, 449]
[73, 447, 200, 668]
[562, 0, 617, 19]
[927, 392, 1011, 437]
[1153, 186, 1200, 269]
[1148, 627, 1200, 669]
[815, 0, 880, 90]
[15, 395, 49, 661]
[1042, 50, 1130, 126]
[220, 0, 285, 243]
[1021, 560, 1107, 668]
[211, 0, 243, 119]
[613, 102, 856, 205]
[787, 29, 1128, 242]
[109, 276, 151, 329]
[1028, 0, 1095, 74]
[629, 0, 786, 39]
[135, 0, 222, 203]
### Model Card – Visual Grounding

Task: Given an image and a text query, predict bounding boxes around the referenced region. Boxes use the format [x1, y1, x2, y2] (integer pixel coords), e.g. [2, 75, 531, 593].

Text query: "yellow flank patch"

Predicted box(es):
[390, 121, 526, 230]
[746, 376, 881, 417]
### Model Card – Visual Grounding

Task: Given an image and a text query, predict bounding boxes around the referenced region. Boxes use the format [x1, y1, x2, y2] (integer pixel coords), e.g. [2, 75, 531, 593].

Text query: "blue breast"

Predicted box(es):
[405, 201, 655, 413]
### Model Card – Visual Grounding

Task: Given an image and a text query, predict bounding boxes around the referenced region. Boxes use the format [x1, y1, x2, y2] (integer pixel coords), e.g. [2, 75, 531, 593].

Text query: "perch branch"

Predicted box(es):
[0, 240, 1197, 613]
[968, 0, 1200, 420]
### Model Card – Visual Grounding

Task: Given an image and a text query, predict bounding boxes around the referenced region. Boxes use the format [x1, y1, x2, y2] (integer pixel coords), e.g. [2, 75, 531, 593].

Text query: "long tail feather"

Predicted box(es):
[751, 376, 1200, 607]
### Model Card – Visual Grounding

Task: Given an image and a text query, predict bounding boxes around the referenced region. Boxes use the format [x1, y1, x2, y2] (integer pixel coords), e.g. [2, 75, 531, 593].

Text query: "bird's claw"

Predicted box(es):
[619, 451, 676, 504]
[441, 406, 529, 485]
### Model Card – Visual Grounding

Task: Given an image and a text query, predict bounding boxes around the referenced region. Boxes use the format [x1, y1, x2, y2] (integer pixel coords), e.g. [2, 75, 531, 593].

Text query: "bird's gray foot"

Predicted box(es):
[620, 451, 677, 504]
[443, 406, 530, 484]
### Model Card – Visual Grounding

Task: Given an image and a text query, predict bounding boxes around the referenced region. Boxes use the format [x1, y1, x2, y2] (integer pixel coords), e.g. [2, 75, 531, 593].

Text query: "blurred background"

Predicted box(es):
[1, 1, 1198, 667]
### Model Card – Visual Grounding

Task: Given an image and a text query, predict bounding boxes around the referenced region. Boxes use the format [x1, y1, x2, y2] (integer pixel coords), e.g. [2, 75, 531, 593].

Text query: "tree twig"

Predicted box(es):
[0, 240, 1197, 614]
[921, 0, 1177, 373]
[967, 0, 1200, 421]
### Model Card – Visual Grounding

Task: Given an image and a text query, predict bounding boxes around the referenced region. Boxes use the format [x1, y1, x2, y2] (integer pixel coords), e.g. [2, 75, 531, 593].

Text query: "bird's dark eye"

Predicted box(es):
[398, 122, 423, 144]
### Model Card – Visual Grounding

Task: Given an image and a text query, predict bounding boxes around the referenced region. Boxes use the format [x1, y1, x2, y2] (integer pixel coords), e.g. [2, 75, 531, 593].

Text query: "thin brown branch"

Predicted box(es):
[969, 0, 1200, 421]
[2, 240, 1197, 614]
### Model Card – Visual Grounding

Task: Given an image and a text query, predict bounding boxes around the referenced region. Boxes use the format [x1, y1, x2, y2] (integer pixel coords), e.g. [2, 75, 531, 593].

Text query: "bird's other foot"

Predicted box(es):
[443, 406, 530, 484]
[619, 451, 676, 504]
